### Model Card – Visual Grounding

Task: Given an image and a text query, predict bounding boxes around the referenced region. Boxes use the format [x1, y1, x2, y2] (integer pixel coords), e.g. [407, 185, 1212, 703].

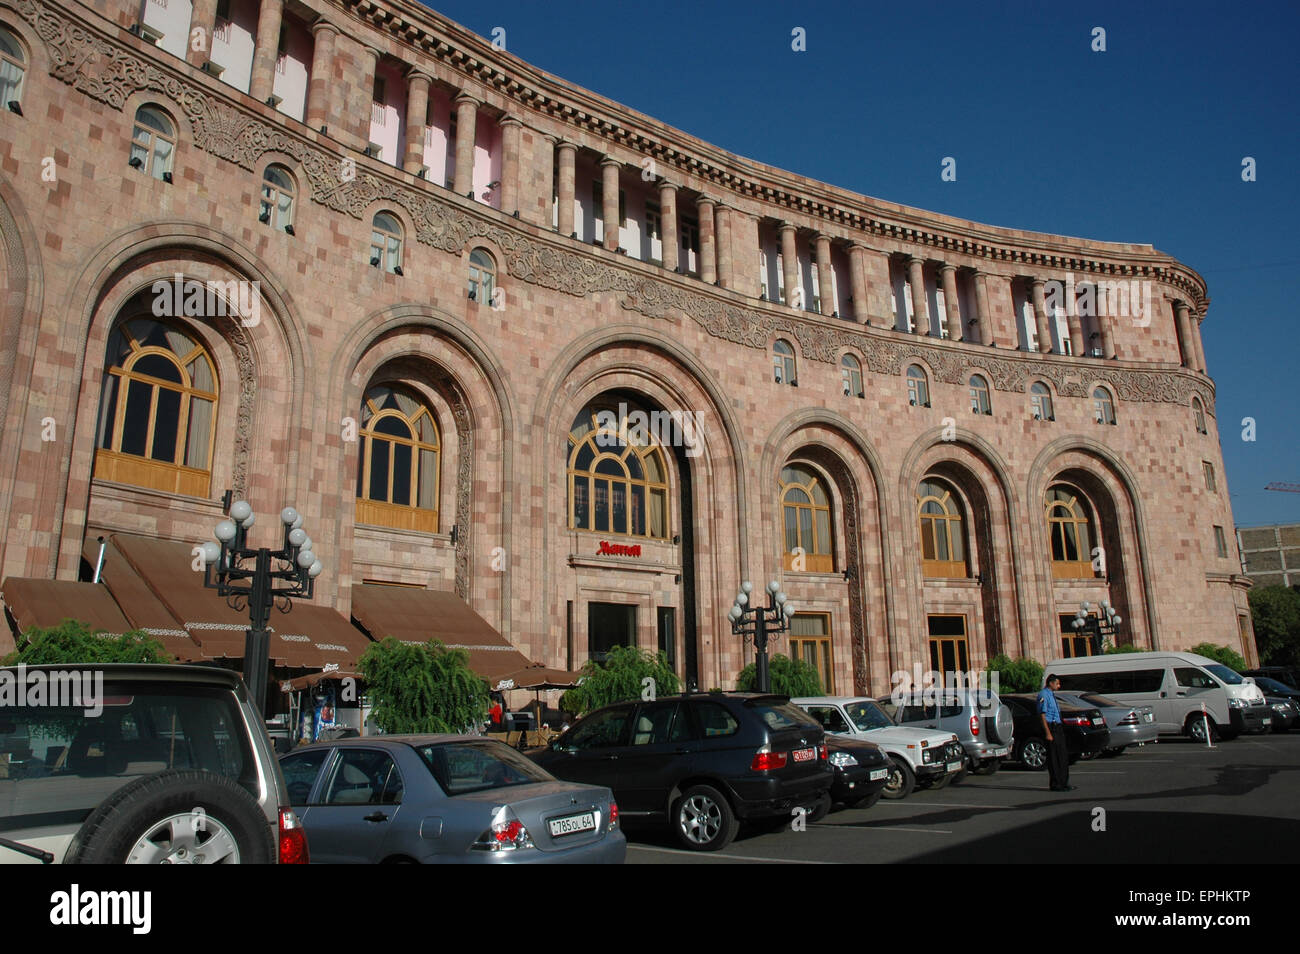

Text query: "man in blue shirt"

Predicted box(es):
[1038, 674, 1073, 791]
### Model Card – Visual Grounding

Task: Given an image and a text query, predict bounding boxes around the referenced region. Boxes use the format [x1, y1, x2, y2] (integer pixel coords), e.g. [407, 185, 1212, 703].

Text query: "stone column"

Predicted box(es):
[779, 224, 799, 307]
[1173, 300, 1195, 368]
[498, 117, 522, 213]
[1067, 306, 1085, 356]
[402, 70, 431, 174]
[715, 204, 736, 288]
[907, 256, 929, 335]
[556, 141, 577, 235]
[187, 0, 219, 67]
[973, 270, 994, 346]
[1100, 314, 1117, 359]
[1030, 278, 1053, 353]
[849, 243, 870, 324]
[353, 46, 379, 151]
[941, 263, 962, 341]
[453, 93, 479, 197]
[248, 0, 285, 104]
[600, 158, 621, 250]
[1191, 316, 1206, 373]
[658, 181, 678, 271]
[697, 197, 717, 283]
[305, 21, 338, 131]
[815, 234, 834, 315]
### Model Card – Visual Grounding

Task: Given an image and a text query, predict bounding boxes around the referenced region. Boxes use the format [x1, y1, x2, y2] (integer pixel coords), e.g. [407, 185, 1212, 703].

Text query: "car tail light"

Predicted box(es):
[969, 714, 980, 736]
[609, 802, 619, 831]
[472, 811, 534, 851]
[278, 807, 309, 865]
[1061, 715, 1090, 727]
[1119, 711, 1139, 726]
[818, 742, 828, 760]
[750, 745, 788, 771]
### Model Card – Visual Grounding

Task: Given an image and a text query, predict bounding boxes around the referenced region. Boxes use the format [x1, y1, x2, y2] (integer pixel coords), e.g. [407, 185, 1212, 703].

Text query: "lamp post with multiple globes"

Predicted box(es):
[1071, 599, 1122, 656]
[727, 580, 797, 693]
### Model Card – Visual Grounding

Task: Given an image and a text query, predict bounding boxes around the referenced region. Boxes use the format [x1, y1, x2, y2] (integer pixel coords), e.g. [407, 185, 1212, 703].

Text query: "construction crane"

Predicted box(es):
[1265, 482, 1300, 493]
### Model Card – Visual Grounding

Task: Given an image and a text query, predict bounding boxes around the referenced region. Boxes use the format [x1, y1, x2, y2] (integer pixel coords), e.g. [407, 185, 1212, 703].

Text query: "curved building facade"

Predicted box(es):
[0, 0, 1255, 692]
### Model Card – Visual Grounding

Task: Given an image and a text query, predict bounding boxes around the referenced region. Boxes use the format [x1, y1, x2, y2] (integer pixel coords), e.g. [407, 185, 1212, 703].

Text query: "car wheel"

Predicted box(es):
[672, 784, 739, 852]
[806, 793, 831, 824]
[848, 789, 883, 810]
[972, 759, 1000, 776]
[1186, 714, 1219, 743]
[64, 770, 273, 865]
[1019, 738, 1049, 771]
[881, 756, 915, 799]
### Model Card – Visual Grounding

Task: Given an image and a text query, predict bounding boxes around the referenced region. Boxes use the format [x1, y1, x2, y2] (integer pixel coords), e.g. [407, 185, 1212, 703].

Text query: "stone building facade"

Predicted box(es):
[0, 0, 1257, 692]
[1237, 524, 1300, 591]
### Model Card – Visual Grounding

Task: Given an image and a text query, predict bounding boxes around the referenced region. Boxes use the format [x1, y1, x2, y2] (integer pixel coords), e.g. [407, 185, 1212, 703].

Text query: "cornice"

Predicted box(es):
[16, 0, 1215, 418]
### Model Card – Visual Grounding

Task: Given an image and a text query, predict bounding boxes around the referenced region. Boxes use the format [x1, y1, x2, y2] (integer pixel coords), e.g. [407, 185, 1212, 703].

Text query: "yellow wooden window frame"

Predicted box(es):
[566, 406, 670, 540]
[355, 386, 440, 534]
[918, 480, 967, 578]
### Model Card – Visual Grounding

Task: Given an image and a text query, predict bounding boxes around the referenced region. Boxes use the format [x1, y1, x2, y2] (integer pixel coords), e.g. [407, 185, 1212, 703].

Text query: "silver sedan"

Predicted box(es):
[1053, 691, 1157, 757]
[279, 735, 625, 863]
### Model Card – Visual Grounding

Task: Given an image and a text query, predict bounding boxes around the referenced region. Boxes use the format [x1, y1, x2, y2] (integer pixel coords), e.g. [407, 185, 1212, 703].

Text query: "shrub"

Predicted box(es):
[986, 653, 1043, 693]
[735, 653, 822, 696]
[559, 645, 680, 716]
[1103, 642, 1142, 654]
[358, 637, 489, 733]
[2, 619, 172, 665]
[1190, 642, 1247, 673]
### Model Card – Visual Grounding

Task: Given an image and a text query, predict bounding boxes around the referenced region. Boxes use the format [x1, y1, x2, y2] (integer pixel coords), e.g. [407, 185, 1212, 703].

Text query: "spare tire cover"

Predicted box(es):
[986, 705, 1014, 745]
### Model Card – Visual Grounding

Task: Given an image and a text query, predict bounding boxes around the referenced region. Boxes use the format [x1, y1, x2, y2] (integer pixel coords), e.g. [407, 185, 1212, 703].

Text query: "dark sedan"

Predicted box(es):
[1000, 694, 1111, 769]
[825, 735, 890, 810]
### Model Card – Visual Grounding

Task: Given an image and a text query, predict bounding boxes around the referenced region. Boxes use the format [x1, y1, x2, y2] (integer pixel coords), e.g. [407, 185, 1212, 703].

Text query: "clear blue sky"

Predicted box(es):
[423, 0, 1300, 529]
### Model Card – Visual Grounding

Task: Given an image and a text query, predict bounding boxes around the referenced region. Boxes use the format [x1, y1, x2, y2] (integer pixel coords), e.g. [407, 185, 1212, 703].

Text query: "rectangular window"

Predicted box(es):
[657, 607, 676, 670]
[790, 613, 832, 694]
[1058, 614, 1094, 658]
[588, 602, 635, 664]
[1214, 525, 1228, 559]
[926, 615, 969, 682]
[644, 200, 662, 265]
[1203, 461, 1216, 492]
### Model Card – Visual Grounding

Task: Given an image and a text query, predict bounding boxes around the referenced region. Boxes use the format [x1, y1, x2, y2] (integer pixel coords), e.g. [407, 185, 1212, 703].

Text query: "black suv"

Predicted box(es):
[530, 693, 833, 851]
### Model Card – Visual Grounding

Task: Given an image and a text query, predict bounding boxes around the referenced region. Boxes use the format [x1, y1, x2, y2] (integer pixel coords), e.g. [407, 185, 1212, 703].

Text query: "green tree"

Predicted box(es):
[1103, 642, 1142, 654]
[560, 645, 680, 716]
[2, 619, 172, 665]
[358, 637, 489, 733]
[735, 653, 822, 696]
[1190, 642, 1248, 673]
[1248, 585, 1300, 669]
[986, 653, 1044, 693]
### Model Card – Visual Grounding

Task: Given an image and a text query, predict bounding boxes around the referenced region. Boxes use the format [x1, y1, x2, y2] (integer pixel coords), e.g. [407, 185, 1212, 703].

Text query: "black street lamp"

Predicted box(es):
[728, 580, 797, 693]
[202, 492, 323, 717]
[1071, 599, 1122, 655]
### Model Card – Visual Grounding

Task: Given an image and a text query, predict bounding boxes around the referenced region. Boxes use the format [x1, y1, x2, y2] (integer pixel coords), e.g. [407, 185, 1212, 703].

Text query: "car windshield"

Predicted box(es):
[752, 702, 820, 731]
[416, 740, 551, 796]
[1204, 664, 1243, 685]
[845, 701, 893, 731]
[1255, 677, 1291, 692]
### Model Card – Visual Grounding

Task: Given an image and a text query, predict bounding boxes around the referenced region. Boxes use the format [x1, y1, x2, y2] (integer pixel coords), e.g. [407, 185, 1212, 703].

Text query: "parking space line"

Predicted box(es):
[626, 844, 833, 864]
[871, 801, 1005, 808]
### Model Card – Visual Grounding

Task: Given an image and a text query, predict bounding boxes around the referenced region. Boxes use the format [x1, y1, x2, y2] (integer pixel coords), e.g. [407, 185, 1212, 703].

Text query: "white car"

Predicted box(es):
[793, 697, 963, 800]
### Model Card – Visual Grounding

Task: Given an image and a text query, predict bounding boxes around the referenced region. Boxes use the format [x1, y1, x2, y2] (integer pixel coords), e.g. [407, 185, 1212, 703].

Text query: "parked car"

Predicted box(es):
[0, 663, 304, 865]
[278, 735, 623, 863]
[1263, 696, 1299, 732]
[824, 735, 891, 810]
[1244, 667, 1300, 691]
[1248, 675, 1300, 706]
[794, 696, 963, 799]
[1046, 651, 1270, 741]
[999, 694, 1111, 769]
[881, 687, 1014, 776]
[1051, 690, 1157, 757]
[531, 693, 833, 851]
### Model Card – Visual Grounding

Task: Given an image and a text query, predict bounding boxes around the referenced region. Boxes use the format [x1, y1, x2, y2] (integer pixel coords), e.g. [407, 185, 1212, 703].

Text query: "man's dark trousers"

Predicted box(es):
[1047, 725, 1069, 789]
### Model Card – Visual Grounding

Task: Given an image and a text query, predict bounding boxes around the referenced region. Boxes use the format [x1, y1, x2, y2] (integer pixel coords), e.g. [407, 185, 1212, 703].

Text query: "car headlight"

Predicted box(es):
[1228, 698, 1246, 709]
[922, 747, 937, 763]
[1273, 703, 1289, 712]
[828, 751, 858, 768]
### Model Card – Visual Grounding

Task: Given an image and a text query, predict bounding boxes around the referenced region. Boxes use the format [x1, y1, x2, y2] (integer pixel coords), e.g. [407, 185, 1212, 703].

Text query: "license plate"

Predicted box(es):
[946, 761, 962, 773]
[869, 768, 888, 781]
[990, 746, 1009, 757]
[1262, 718, 1272, 725]
[792, 747, 815, 762]
[1092, 717, 1104, 726]
[548, 812, 596, 838]
[1144, 713, 1153, 722]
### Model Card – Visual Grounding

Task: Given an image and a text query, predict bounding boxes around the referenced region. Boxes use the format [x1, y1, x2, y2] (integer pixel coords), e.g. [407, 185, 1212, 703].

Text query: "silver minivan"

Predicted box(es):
[1044, 651, 1270, 741]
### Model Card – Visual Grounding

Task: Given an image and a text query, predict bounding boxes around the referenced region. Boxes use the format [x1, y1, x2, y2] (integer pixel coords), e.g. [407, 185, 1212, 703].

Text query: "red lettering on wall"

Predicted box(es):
[597, 541, 642, 558]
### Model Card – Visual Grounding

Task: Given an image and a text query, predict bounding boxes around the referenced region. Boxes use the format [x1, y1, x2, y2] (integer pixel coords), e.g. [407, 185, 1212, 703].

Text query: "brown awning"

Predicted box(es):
[350, 584, 576, 690]
[2, 577, 132, 635]
[266, 602, 372, 670]
[279, 669, 363, 692]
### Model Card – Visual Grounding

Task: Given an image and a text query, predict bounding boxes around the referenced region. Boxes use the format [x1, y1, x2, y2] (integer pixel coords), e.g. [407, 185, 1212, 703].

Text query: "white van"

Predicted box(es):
[1042, 651, 1270, 741]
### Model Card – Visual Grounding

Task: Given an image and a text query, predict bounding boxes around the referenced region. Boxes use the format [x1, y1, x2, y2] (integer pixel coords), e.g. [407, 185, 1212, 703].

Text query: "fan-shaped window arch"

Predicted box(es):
[130, 105, 175, 180]
[259, 164, 295, 230]
[1093, 386, 1116, 425]
[917, 479, 967, 578]
[1030, 382, 1054, 421]
[1192, 396, 1207, 435]
[1046, 484, 1097, 579]
[773, 339, 796, 386]
[468, 248, 496, 303]
[969, 374, 991, 415]
[94, 317, 217, 497]
[907, 365, 930, 408]
[567, 403, 669, 539]
[780, 464, 834, 572]
[840, 354, 863, 398]
[0, 26, 25, 108]
[355, 385, 440, 533]
[370, 212, 403, 273]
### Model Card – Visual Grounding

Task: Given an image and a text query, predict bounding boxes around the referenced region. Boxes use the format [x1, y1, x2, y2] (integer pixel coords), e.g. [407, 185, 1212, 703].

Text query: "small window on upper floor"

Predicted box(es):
[1030, 382, 1054, 422]
[1093, 386, 1116, 425]
[969, 374, 991, 416]
[1203, 461, 1216, 493]
[1192, 397, 1208, 435]
[0, 26, 25, 111]
[1213, 525, 1228, 559]
[773, 340, 796, 386]
[259, 164, 295, 231]
[840, 354, 863, 398]
[370, 212, 403, 274]
[907, 365, 930, 408]
[468, 248, 496, 304]
[129, 105, 176, 181]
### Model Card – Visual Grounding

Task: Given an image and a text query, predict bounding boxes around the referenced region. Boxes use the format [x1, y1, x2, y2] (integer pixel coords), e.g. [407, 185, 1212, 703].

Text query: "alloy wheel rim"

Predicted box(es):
[1024, 741, 1047, 769]
[126, 813, 241, 864]
[680, 794, 721, 844]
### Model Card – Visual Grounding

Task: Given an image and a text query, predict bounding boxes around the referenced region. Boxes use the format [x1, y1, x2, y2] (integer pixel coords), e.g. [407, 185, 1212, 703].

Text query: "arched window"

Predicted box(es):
[917, 479, 967, 578]
[94, 317, 217, 496]
[0, 26, 25, 108]
[1046, 485, 1097, 579]
[468, 248, 495, 303]
[355, 385, 440, 533]
[259, 164, 294, 231]
[1192, 397, 1207, 435]
[969, 374, 991, 415]
[1030, 382, 1054, 421]
[1093, 386, 1116, 425]
[773, 340, 796, 386]
[370, 212, 403, 273]
[780, 464, 833, 572]
[906, 365, 930, 407]
[129, 105, 175, 180]
[567, 403, 669, 539]
[840, 354, 863, 398]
